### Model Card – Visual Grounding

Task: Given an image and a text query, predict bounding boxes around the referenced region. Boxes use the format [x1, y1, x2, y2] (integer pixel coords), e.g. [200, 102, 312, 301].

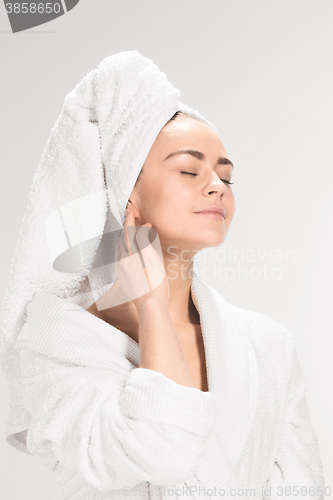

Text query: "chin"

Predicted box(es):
[190, 232, 226, 251]
[201, 226, 227, 241]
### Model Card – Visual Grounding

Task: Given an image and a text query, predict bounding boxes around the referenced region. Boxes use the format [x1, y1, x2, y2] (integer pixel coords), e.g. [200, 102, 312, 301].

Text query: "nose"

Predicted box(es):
[206, 177, 228, 197]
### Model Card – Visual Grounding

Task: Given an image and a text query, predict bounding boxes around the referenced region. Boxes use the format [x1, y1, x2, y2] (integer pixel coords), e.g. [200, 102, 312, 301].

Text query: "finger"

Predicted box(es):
[117, 226, 138, 262]
[124, 207, 135, 256]
[135, 223, 152, 261]
[144, 228, 166, 290]
[116, 224, 130, 260]
[136, 225, 166, 290]
[124, 206, 140, 256]
[135, 224, 153, 291]
[116, 215, 137, 259]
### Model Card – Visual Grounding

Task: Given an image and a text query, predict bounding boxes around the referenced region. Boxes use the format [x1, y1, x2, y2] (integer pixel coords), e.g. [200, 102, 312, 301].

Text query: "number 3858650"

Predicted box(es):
[5, 3, 62, 14]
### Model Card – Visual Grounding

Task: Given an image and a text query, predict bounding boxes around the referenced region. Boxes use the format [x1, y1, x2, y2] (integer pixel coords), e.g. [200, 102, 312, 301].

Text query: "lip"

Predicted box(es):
[195, 212, 224, 220]
[194, 205, 226, 218]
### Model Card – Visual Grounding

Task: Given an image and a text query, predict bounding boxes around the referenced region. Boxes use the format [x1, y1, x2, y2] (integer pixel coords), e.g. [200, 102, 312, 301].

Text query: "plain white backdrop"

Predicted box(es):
[0, 1, 332, 498]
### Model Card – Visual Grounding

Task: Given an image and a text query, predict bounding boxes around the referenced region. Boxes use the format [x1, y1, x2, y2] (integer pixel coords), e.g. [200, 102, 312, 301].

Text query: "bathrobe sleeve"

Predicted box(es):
[264, 333, 325, 500]
[18, 346, 218, 492]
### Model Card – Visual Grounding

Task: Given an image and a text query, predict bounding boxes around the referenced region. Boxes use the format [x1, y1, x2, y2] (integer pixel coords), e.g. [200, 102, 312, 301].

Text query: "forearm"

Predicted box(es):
[138, 298, 194, 388]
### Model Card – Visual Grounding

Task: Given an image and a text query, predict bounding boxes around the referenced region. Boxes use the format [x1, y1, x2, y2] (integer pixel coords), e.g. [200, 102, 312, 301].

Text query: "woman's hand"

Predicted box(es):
[114, 206, 170, 311]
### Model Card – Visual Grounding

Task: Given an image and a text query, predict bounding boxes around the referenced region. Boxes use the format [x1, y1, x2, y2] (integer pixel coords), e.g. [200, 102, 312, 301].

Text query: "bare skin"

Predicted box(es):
[87, 115, 235, 392]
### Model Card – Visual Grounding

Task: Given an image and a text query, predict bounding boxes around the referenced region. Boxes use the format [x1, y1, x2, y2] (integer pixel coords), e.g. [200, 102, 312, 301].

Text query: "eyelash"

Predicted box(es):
[180, 171, 234, 185]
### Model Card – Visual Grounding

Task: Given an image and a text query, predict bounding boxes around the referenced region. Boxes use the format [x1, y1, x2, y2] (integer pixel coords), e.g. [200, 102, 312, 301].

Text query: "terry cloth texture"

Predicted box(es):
[14, 270, 325, 500]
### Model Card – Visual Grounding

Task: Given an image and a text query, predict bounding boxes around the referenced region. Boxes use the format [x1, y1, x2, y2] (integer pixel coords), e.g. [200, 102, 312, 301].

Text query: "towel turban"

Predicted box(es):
[0, 49, 221, 453]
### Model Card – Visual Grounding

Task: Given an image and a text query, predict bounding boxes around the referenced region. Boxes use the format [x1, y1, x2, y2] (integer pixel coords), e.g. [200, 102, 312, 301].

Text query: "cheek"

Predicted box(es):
[138, 176, 196, 225]
[144, 181, 185, 213]
[153, 196, 185, 224]
[161, 188, 193, 218]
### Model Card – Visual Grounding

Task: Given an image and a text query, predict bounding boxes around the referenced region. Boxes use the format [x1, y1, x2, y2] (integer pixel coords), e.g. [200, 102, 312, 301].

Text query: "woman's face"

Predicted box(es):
[128, 116, 236, 255]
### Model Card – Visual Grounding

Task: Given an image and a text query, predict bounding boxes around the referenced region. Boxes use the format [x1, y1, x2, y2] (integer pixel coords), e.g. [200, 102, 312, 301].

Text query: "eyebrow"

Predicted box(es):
[163, 149, 234, 169]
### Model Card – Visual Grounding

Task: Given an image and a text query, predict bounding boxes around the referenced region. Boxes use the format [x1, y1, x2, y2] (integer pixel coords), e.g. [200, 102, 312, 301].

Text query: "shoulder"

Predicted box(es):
[201, 277, 294, 357]
[234, 303, 292, 342]
[225, 299, 295, 366]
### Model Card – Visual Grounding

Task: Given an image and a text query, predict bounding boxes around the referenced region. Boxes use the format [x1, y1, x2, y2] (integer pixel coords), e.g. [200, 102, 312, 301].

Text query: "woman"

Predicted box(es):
[0, 51, 325, 500]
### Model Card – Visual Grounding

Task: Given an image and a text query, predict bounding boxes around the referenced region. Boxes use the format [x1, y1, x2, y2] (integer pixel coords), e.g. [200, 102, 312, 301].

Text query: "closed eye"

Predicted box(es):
[180, 171, 234, 185]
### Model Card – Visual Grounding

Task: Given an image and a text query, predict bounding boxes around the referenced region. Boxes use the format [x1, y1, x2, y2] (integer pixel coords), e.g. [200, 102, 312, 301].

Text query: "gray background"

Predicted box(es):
[1, 0, 332, 497]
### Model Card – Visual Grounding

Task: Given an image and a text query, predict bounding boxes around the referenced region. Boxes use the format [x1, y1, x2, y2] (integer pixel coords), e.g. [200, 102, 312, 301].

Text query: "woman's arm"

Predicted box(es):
[138, 297, 194, 387]
[112, 206, 194, 388]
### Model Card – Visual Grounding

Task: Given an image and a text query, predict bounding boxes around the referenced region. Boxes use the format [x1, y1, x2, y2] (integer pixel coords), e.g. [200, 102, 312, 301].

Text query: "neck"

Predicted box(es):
[164, 256, 199, 325]
[92, 254, 199, 326]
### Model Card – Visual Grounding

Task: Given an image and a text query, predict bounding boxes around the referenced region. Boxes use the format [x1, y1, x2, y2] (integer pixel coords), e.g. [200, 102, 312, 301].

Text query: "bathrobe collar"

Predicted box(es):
[190, 270, 260, 468]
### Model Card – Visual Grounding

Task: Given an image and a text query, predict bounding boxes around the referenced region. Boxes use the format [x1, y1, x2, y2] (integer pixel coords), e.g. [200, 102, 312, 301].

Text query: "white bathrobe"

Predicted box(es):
[14, 270, 325, 500]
